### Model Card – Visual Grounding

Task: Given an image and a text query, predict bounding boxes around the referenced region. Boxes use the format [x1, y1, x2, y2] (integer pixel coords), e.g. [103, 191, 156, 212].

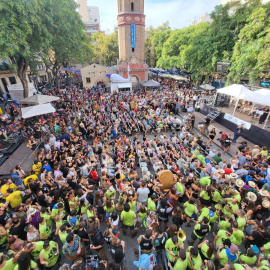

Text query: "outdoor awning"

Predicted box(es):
[117, 83, 132, 89]
[217, 84, 253, 99]
[141, 80, 161, 87]
[21, 103, 56, 119]
[200, 84, 215, 90]
[249, 89, 270, 107]
[18, 94, 60, 105]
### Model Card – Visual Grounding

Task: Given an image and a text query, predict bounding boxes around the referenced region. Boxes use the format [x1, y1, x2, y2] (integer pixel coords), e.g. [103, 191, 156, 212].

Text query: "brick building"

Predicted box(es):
[117, 0, 148, 85]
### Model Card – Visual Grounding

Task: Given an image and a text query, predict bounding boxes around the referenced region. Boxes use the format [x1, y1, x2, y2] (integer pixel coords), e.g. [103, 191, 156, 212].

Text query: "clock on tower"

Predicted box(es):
[117, 0, 149, 83]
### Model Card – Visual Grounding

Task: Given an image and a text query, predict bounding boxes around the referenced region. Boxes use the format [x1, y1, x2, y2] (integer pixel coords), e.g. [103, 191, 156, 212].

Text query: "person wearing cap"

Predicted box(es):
[217, 243, 239, 266]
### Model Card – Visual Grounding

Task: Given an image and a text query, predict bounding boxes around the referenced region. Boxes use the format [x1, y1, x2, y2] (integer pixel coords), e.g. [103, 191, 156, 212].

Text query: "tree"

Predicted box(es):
[145, 22, 171, 67]
[90, 32, 119, 66]
[227, 1, 270, 83]
[0, 0, 52, 97]
[0, 0, 91, 95]
[40, 0, 91, 88]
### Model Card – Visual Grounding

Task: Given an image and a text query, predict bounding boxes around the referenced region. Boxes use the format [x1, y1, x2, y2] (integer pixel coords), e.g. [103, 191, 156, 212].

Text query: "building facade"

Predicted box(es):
[81, 63, 117, 88]
[0, 61, 48, 94]
[117, 0, 148, 83]
[77, 0, 101, 36]
[191, 13, 211, 26]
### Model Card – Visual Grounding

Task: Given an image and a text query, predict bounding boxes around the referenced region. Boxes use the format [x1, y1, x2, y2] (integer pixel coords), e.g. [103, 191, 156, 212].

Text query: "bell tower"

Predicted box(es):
[117, 0, 148, 83]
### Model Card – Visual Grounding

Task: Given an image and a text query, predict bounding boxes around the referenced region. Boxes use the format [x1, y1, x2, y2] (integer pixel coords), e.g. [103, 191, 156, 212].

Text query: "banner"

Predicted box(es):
[131, 23, 136, 48]
[224, 113, 251, 130]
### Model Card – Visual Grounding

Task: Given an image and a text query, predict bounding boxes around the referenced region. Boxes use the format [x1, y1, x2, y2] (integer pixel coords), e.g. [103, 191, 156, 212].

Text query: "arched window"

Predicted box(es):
[131, 2, 134, 11]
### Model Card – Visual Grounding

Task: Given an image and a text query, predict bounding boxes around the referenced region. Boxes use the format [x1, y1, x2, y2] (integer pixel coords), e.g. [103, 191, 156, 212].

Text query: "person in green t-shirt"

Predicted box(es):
[198, 240, 215, 260]
[39, 217, 52, 240]
[190, 217, 211, 245]
[218, 215, 232, 231]
[236, 210, 247, 231]
[51, 202, 66, 220]
[261, 241, 270, 257]
[183, 197, 198, 227]
[39, 240, 59, 268]
[223, 198, 239, 216]
[0, 251, 21, 270]
[232, 221, 245, 246]
[217, 243, 239, 267]
[199, 176, 211, 186]
[25, 241, 44, 260]
[165, 235, 184, 263]
[56, 224, 70, 244]
[14, 252, 37, 270]
[186, 246, 202, 270]
[212, 187, 222, 203]
[257, 254, 270, 270]
[147, 196, 156, 211]
[168, 250, 188, 270]
[239, 248, 257, 265]
[120, 203, 137, 237]
[214, 227, 236, 247]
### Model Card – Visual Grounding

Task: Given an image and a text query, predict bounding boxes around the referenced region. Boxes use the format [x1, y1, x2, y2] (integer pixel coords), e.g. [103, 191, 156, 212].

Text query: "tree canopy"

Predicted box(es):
[0, 0, 91, 96]
[146, 0, 270, 84]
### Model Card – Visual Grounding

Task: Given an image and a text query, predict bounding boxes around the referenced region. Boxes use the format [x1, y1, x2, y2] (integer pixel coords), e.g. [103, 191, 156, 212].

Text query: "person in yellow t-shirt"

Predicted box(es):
[6, 189, 22, 209]
[32, 160, 42, 175]
[23, 174, 39, 188]
[0, 179, 16, 200]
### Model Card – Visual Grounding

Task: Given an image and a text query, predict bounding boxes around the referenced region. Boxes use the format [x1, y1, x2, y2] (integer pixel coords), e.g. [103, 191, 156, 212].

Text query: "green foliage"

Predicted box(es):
[147, 0, 270, 84]
[0, 0, 90, 95]
[227, 2, 270, 83]
[90, 32, 119, 66]
[145, 22, 171, 67]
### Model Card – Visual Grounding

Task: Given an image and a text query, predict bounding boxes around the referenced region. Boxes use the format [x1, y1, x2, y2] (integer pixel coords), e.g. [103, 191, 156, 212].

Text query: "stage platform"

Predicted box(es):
[197, 103, 270, 148]
[178, 110, 255, 157]
[0, 142, 34, 176]
[216, 105, 270, 129]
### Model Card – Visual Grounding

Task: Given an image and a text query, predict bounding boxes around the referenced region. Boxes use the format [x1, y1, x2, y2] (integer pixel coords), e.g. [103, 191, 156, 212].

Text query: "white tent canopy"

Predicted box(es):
[21, 103, 56, 119]
[200, 84, 215, 90]
[18, 94, 60, 105]
[141, 80, 161, 87]
[159, 74, 189, 81]
[217, 84, 253, 99]
[249, 89, 270, 107]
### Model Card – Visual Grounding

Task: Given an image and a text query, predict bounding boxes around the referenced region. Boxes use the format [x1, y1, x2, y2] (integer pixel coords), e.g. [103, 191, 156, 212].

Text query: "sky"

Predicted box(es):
[87, 0, 222, 33]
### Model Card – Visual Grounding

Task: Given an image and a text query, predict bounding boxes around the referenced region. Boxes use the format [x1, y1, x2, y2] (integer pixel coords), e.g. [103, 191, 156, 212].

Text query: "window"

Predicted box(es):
[86, 77, 91, 83]
[131, 2, 134, 11]
[8, 77, 17, 84]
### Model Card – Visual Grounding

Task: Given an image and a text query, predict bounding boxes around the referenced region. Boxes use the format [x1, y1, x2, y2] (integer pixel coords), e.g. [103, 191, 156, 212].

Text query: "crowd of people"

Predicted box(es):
[0, 85, 269, 270]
